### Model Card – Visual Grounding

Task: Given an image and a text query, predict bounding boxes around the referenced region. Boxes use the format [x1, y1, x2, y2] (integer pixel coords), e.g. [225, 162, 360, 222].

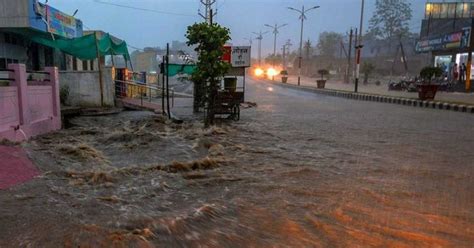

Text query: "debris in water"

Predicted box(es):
[66, 171, 115, 185]
[57, 143, 109, 164]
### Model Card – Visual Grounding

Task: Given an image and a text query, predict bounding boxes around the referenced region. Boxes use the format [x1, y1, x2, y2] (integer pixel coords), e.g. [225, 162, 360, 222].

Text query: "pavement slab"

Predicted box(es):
[0, 145, 39, 190]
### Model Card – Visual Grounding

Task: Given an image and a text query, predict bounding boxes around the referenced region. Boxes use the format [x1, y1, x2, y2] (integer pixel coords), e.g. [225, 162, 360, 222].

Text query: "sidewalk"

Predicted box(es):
[0, 145, 39, 189]
[279, 75, 474, 105]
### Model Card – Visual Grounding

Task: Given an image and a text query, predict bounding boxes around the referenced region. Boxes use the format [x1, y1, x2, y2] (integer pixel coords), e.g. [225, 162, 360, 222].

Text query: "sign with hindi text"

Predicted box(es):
[231, 46, 251, 67]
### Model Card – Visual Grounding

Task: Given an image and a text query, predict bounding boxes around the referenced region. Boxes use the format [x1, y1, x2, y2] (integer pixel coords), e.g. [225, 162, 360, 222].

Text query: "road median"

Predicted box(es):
[268, 79, 474, 114]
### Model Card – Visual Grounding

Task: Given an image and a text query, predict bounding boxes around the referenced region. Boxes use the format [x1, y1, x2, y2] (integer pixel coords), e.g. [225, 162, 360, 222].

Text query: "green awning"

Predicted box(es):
[9, 28, 130, 61]
[167, 64, 196, 77]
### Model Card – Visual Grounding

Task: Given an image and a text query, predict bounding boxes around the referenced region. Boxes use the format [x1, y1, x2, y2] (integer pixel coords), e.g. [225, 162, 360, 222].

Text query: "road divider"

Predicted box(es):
[271, 80, 474, 114]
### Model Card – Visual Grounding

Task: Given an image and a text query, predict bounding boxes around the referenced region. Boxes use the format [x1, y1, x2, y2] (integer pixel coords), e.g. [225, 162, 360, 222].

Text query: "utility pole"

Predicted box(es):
[288, 5, 320, 86]
[282, 39, 292, 70]
[244, 36, 253, 46]
[252, 31, 269, 66]
[346, 28, 353, 83]
[199, 0, 217, 24]
[282, 45, 287, 70]
[354, 0, 365, 93]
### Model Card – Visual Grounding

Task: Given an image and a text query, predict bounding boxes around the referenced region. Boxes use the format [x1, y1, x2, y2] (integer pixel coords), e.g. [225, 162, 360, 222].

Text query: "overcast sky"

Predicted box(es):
[49, 0, 425, 56]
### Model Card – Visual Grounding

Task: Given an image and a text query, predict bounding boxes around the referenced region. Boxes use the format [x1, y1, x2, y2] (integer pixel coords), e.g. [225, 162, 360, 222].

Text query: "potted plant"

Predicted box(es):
[280, 70, 288, 83]
[317, 69, 329, 89]
[418, 66, 443, 100]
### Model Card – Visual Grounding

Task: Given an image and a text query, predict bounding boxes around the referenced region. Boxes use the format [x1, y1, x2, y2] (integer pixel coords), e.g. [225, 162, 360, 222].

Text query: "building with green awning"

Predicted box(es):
[0, 0, 131, 71]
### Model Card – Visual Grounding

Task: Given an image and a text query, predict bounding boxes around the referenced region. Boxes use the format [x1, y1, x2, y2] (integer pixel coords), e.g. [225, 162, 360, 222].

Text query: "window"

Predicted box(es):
[440, 3, 449, 18]
[89, 60, 95, 71]
[0, 58, 6, 69]
[82, 60, 89, 71]
[44, 47, 54, 67]
[4, 33, 18, 45]
[73, 57, 78, 71]
[447, 4, 456, 18]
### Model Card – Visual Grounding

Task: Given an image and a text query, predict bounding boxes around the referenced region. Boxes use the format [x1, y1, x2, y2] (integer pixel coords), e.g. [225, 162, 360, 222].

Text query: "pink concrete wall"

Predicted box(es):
[0, 87, 20, 134]
[0, 64, 61, 142]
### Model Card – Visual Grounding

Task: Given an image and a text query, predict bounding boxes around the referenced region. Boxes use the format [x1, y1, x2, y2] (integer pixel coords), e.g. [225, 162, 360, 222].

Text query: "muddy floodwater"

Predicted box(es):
[1, 79, 474, 247]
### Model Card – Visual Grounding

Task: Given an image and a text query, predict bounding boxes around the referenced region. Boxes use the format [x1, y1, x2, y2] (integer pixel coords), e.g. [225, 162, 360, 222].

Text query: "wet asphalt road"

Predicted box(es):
[1, 76, 473, 247]
[228, 77, 474, 246]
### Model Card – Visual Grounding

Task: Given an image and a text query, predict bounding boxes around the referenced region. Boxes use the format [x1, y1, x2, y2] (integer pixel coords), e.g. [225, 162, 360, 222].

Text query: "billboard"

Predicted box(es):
[416, 28, 471, 53]
[30, 0, 83, 38]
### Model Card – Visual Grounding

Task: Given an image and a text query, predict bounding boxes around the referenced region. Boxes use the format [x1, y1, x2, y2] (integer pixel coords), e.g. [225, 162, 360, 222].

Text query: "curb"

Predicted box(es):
[275, 82, 474, 114]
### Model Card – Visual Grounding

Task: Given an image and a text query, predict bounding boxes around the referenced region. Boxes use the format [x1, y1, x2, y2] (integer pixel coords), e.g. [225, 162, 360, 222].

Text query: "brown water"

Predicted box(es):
[1, 79, 473, 247]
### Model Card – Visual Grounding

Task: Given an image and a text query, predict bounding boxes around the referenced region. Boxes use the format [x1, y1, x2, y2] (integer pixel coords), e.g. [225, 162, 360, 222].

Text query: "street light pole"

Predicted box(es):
[264, 23, 288, 61]
[354, 0, 365, 93]
[252, 31, 269, 66]
[265, 23, 287, 80]
[288, 5, 320, 86]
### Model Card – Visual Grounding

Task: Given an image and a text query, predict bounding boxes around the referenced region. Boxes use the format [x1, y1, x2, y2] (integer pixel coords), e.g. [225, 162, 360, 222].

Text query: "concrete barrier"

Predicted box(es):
[59, 67, 115, 107]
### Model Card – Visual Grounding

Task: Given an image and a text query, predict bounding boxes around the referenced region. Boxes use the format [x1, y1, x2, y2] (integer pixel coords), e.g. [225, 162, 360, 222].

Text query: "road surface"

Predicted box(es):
[1, 77, 473, 247]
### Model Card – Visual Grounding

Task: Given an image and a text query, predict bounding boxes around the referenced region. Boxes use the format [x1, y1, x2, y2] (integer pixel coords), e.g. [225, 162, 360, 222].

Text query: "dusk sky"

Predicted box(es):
[50, 0, 425, 56]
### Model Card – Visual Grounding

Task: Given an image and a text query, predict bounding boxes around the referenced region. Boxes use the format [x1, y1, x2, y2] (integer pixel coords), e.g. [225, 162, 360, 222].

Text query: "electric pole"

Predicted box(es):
[199, 0, 217, 24]
[354, 0, 365, 93]
[288, 5, 320, 86]
[346, 28, 353, 84]
[244, 36, 253, 46]
[252, 31, 269, 66]
[282, 39, 292, 70]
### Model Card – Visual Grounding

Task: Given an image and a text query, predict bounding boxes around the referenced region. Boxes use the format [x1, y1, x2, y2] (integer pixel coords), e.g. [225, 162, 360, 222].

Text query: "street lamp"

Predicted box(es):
[252, 31, 269, 66]
[288, 5, 320, 86]
[264, 23, 288, 62]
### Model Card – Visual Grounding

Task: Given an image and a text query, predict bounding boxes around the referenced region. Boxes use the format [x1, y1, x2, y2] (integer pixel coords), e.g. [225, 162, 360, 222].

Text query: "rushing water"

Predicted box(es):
[1, 79, 473, 247]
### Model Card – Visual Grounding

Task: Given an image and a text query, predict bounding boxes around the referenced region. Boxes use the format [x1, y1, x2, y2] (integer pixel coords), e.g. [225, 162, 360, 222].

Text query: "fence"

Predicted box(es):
[0, 64, 61, 142]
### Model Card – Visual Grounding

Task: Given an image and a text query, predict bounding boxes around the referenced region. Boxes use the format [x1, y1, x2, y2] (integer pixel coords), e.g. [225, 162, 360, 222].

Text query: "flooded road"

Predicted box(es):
[1, 78, 474, 247]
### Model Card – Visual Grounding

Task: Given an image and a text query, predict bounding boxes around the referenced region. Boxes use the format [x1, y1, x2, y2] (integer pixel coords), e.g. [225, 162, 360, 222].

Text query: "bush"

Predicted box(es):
[280, 70, 288, 76]
[420, 67, 443, 81]
[60, 85, 69, 105]
[317, 69, 329, 80]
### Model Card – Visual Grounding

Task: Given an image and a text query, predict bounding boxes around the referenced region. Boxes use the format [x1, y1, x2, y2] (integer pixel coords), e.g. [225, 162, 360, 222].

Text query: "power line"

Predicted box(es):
[92, 0, 195, 17]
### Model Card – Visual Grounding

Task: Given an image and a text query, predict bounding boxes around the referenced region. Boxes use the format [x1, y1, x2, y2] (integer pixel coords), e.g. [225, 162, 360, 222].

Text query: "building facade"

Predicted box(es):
[416, 1, 474, 90]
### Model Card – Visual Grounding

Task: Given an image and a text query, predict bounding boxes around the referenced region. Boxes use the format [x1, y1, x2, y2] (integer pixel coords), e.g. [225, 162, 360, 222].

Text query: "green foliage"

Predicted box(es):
[420, 67, 443, 80]
[186, 22, 231, 125]
[317, 32, 343, 58]
[60, 85, 69, 105]
[368, 0, 412, 40]
[265, 54, 283, 65]
[361, 62, 376, 84]
[304, 39, 312, 59]
[317, 69, 329, 80]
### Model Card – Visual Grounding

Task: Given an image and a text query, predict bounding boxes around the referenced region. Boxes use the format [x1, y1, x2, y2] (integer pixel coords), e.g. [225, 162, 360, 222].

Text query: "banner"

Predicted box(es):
[33, 1, 81, 38]
[416, 28, 471, 53]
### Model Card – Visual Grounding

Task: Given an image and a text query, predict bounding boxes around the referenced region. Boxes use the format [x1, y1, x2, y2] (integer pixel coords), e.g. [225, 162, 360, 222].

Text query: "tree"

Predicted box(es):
[186, 22, 231, 126]
[317, 32, 343, 58]
[368, 0, 412, 40]
[304, 39, 312, 59]
[361, 62, 375, 84]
